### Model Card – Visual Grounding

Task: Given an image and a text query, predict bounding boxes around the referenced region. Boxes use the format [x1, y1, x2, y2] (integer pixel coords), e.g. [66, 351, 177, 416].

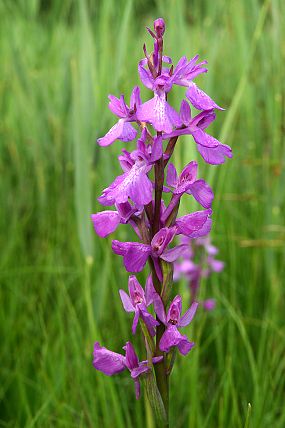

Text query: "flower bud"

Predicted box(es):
[154, 18, 165, 37]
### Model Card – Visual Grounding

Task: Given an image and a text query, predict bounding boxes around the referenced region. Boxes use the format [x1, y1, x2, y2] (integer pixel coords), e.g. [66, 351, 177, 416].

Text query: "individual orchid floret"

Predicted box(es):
[97, 86, 141, 147]
[91, 202, 137, 238]
[163, 100, 232, 165]
[98, 133, 164, 208]
[119, 275, 159, 336]
[98, 159, 153, 207]
[161, 161, 214, 223]
[93, 341, 162, 399]
[153, 295, 198, 355]
[111, 227, 176, 276]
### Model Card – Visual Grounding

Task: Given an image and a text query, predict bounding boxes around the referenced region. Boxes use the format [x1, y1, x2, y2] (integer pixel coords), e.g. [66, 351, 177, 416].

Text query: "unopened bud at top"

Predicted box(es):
[154, 18, 165, 37]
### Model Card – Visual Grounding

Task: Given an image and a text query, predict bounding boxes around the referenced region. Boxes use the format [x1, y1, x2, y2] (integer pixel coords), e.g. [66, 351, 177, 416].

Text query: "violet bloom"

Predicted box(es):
[93, 341, 162, 399]
[112, 227, 176, 277]
[98, 133, 163, 208]
[119, 275, 159, 336]
[163, 100, 232, 165]
[161, 161, 213, 223]
[97, 86, 141, 147]
[153, 295, 198, 355]
[136, 58, 182, 133]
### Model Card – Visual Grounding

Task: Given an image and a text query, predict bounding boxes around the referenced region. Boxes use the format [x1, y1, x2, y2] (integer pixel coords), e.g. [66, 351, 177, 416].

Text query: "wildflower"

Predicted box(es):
[119, 275, 159, 336]
[97, 86, 141, 147]
[153, 295, 198, 355]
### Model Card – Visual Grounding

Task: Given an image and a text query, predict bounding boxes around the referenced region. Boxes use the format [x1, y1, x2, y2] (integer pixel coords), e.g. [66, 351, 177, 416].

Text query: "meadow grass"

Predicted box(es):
[1, 0, 285, 426]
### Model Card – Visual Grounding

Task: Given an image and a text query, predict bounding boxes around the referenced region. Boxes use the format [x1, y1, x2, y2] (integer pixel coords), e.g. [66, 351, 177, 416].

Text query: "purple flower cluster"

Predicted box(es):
[174, 236, 225, 311]
[91, 18, 231, 416]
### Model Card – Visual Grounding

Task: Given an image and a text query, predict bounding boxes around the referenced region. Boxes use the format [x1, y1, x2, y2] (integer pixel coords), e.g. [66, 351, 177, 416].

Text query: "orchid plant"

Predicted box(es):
[91, 18, 232, 426]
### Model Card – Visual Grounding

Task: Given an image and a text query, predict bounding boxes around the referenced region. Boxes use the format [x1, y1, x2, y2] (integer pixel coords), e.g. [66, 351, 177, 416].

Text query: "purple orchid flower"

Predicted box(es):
[163, 100, 232, 165]
[153, 294, 198, 355]
[91, 202, 137, 238]
[136, 59, 182, 133]
[119, 275, 159, 336]
[98, 133, 163, 208]
[97, 86, 141, 147]
[161, 161, 213, 223]
[93, 341, 163, 399]
[112, 226, 176, 277]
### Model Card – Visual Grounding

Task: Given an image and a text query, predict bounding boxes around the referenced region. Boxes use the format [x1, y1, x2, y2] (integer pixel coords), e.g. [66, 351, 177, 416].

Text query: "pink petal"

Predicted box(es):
[179, 301, 199, 327]
[160, 244, 188, 263]
[153, 293, 167, 325]
[124, 243, 151, 272]
[97, 120, 125, 147]
[186, 82, 224, 111]
[176, 209, 212, 237]
[159, 325, 195, 355]
[197, 141, 233, 165]
[188, 179, 214, 208]
[91, 211, 121, 237]
[119, 289, 135, 312]
[179, 100, 191, 125]
[166, 163, 178, 188]
[93, 342, 126, 376]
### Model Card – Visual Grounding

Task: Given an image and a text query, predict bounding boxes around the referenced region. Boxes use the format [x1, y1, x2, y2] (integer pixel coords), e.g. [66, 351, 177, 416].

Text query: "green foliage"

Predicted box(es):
[1, 0, 285, 426]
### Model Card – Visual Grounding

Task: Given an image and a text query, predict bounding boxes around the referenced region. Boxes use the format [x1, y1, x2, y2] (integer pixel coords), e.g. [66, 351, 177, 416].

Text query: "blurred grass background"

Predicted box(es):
[1, 0, 285, 427]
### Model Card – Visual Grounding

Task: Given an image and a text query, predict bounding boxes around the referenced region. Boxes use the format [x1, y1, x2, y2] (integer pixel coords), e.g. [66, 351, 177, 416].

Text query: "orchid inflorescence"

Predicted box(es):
[91, 17, 232, 424]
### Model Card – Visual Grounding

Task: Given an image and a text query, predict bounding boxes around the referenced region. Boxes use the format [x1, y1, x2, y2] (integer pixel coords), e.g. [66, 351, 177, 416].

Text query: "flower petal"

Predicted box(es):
[145, 275, 156, 306]
[153, 293, 167, 325]
[176, 209, 212, 237]
[91, 211, 121, 237]
[112, 241, 151, 272]
[132, 309, 140, 334]
[141, 308, 160, 336]
[179, 301, 199, 327]
[124, 341, 139, 370]
[197, 141, 233, 165]
[166, 163, 178, 188]
[160, 244, 188, 263]
[93, 342, 126, 375]
[119, 289, 135, 312]
[187, 179, 214, 208]
[159, 325, 195, 355]
[97, 120, 125, 147]
[108, 95, 126, 118]
[179, 100, 191, 125]
[138, 59, 154, 90]
[186, 82, 224, 111]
